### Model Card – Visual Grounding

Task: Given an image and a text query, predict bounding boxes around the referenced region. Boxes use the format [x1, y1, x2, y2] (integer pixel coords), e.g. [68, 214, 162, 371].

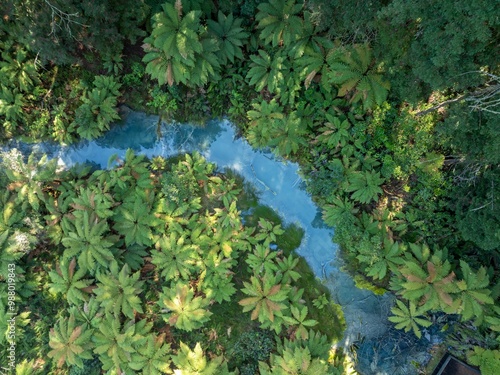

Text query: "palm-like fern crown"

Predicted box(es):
[256, 0, 304, 47]
[158, 282, 212, 331]
[74, 75, 121, 140]
[130, 334, 172, 374]
[151, 3, 202, 60]
[93, 313, 151, 373]
[455, 260, 494, 324]
[0, 47, 40, 93]
[208, 12, 249, 64]
[172, 341, 227, 374]
[388, 300, 432, 339]
[61, 210, 114, 273]
[329, 44, 390, 110]
[48, 315, 93, 368]
[400, 244, 458, 310]
[48, 257, 94, 305]
[94, 262, 144, 319]
[260, 345, 335, 374]
[143, 1, 223, 87]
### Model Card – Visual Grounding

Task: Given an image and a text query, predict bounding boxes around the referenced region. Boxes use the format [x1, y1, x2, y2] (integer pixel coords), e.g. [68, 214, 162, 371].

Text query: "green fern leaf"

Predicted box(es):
[94, 262, 144, 319]
[158, 282, 212, 332]
[48, 315, 94, 368]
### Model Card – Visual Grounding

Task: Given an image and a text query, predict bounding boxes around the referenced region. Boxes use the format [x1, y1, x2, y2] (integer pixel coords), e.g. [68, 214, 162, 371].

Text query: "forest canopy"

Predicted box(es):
[0, 0, 499, 373]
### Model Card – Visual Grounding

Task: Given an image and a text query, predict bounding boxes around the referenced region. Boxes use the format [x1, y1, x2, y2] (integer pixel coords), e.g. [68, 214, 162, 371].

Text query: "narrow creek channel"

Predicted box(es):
[7, 111, 439, 374]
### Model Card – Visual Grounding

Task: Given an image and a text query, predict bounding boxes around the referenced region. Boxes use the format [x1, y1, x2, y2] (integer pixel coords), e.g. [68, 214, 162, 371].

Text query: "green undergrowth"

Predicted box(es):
[2, 0, 498, 371]
[223, 167, 260, 210]
[242, 203, 346, 342]
[242, 205, 304, 252]
[352, 273, 387, 296]
[0, 150, 345, 374]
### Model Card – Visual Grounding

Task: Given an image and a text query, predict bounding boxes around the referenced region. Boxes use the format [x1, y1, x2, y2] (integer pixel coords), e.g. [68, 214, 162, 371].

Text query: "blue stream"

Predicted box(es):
[6, 112, 437, 374]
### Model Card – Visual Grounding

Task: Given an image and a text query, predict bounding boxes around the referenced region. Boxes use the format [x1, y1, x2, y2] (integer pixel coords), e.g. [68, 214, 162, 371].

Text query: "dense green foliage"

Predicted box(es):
[0, 150, 344, 373]
[0, 0, 499, 373]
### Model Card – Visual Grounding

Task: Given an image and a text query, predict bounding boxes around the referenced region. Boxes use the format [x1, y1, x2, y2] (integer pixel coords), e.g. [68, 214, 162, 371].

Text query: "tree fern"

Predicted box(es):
[207, 12, 248, 64]
[455, 260, 494, 324]
[172, 341, 233, 375]
[314, 114, 351, 150]
[260, 345, 335, 375]
[142, 2, 210, 86]
[177, 0, 215, 17]
[150, 3, 202, 62]
[485, 306, 500, 343]
[400, 250, 459, 311]
[93, 75, 121, 97]
[68, 297, 103, 329]
[129, 334, 173, 375]
[255, 219, 285, 246]
[280, 330, 332, 360]
[328, 44, 390, 110]
[143, 47, 184, 86]
[48, 315, 94, 368]
[2, 151, 57, 211]
[0, 192, 22, 233]
[256, 0, 303, 47]
[239, 272, 290, 328]
[345, 170, 385, 204]
[322, 196, 359, 227]
[114, 243, 148, 272]
[113, 192, 161, 246]
[106, 149, 153, 194]
[15, 359, 43, 375]
[48, 257, 94, 305]
[74, 76, 121, 140]
[199, 252, 236, 303]
[246, 244, 279, 275]
[282, 306, 318, 340]
[197, 35, 224, 84]
[0, 86, 26, 125]
[276, 253, 301, 284]
[269, 111, 308, 156]
[93, 314, 150, 373]
[61, 211, 114, 273]
[70, 186, 114, 220]
[0, 48, 40, 92]
[357, 238, 405, 280]
[246, 99, 284, 147]
[388, 300, 432, 339]
[287, 12, 333, 60]
[50, 102, 77, 144]
[94, 262, 144, 319]
[151, 232, 199, 282]
[467, 347, 500, 375]
[406, 242, 431, 264]
[158, 282, 212, 332]
[246, 50, 285, 93]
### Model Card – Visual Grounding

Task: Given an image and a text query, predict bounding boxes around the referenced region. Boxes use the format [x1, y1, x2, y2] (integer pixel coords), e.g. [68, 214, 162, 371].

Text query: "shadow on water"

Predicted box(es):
[2, 112, 439, 375]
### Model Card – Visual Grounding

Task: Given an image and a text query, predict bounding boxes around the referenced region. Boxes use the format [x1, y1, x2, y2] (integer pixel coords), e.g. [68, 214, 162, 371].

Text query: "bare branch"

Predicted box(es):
[452, 162, 484, 186]
[416, 72, 500, 116]
[415, 95, 467, 117]
[44, 0, 86, 40]
[466, 83, 500, 114]
[470, 180, 495, 212]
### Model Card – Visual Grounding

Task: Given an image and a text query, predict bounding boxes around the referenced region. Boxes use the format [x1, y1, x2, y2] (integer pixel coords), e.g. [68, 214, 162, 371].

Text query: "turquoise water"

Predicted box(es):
[5, 112, 436, 374]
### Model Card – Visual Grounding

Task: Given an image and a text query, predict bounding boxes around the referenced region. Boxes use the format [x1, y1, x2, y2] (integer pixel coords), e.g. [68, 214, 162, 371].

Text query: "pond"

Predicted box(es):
[7, 111, 438, 374]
